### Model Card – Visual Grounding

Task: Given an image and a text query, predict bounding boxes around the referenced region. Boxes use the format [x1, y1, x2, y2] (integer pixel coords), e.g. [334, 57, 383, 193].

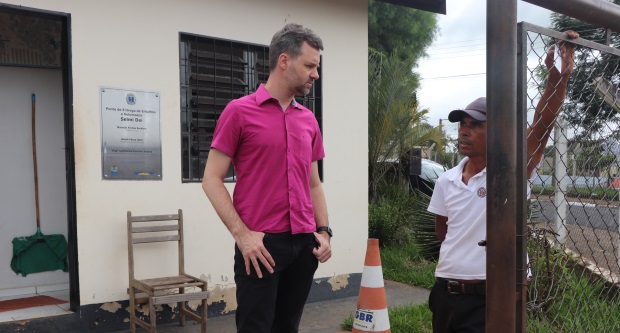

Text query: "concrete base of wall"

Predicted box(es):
[0, 273, 361, 333]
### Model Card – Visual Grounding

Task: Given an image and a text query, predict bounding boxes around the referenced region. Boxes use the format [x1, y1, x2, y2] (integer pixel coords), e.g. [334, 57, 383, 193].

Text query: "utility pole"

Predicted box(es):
[438, 118, 449, 164]
[439, 118, 451, 135]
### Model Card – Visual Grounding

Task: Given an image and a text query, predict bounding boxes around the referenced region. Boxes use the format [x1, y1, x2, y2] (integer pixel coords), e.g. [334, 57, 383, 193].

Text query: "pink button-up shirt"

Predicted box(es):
[211, 84, 325, 234]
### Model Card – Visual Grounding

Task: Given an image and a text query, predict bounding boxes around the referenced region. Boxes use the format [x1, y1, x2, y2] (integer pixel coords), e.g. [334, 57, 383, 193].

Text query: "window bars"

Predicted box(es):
[179, 33, 323, 182]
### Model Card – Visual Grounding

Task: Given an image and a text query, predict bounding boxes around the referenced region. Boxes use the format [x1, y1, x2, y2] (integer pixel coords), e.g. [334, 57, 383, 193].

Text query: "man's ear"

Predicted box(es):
[278, 53, 290, 70]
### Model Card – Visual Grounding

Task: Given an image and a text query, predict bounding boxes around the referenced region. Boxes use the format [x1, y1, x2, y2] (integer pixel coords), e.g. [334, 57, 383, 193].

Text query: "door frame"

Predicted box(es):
[0, 2, 79, 311]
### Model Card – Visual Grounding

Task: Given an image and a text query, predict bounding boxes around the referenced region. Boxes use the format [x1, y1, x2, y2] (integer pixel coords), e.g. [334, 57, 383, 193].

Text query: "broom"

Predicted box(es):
[10, 94, 68, 277]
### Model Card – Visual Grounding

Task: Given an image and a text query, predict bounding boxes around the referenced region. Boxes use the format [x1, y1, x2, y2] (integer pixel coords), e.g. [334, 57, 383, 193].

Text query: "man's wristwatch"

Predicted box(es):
[316, 226, 333, 237]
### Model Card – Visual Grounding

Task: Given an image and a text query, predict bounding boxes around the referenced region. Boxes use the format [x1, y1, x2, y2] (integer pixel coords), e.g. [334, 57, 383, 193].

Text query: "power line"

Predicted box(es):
[425, 41, 547, 59]
[428, 42, 487, 52]
[427, 46, 486, 56]
[428, 25, 611, 50]
[421, 32, 596, 63]
[430, 37, 486, 47]
[422, 73, 486, 80]
[423, 53, 486, 61]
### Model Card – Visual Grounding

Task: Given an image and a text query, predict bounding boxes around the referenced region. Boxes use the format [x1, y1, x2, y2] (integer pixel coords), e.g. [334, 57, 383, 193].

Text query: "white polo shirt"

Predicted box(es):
[428, 157, 535, 280]
[428, 157, 488, 280]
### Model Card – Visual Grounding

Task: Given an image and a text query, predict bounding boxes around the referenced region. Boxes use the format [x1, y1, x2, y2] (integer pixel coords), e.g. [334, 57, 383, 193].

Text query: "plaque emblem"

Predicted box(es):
[126, 93, 136, 105]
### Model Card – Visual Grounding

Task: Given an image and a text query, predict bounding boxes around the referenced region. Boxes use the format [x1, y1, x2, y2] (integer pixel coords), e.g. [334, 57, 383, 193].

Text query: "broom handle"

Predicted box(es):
[32, 94, 40, 231]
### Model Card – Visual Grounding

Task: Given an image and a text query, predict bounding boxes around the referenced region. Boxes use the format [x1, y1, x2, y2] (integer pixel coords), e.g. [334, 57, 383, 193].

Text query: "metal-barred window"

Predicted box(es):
[180, 33, 323, 182]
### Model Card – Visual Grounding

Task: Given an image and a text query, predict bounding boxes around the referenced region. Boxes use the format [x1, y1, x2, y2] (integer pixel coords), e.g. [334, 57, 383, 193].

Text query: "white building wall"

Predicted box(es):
[7, 0, 368, 306]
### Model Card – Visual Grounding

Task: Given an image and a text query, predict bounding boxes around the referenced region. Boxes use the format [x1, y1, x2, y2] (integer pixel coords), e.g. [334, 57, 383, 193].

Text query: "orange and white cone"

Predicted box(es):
[352, 238, 390, 333]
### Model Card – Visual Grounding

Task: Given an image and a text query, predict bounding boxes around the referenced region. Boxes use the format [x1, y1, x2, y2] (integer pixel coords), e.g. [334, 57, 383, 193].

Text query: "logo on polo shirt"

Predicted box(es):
[477, 187, 487, 198]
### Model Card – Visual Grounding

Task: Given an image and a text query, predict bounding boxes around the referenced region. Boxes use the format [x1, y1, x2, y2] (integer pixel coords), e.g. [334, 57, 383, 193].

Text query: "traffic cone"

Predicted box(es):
[352, 238, 390, 333]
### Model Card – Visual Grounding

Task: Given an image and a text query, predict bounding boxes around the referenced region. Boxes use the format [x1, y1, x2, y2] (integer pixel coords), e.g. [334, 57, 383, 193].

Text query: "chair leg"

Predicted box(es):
[149, 298, 157, 333]
[178, 301, 185, 327]
[179, 287, 186, 327]
[201, 283, 207, 333]
[201, 298, 207, 333]
[129, 287, 136, 333]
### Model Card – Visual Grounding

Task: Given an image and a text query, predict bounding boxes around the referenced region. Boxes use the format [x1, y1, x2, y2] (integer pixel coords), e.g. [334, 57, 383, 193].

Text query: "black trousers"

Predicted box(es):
[234, 232, 319, 333]
[429, 279, 486, 333]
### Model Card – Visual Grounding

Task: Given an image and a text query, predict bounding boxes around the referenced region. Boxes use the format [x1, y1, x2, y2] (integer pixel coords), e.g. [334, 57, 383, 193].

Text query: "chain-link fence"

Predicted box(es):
[524, 24, 620, 332]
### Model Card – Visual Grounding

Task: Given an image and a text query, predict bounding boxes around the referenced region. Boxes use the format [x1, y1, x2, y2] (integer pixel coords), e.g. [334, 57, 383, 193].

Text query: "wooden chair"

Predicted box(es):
[127, 209, 209, 333]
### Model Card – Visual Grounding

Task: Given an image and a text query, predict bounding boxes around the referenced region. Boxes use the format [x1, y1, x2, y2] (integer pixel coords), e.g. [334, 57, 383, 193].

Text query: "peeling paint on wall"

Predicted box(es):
[327, 274, 350, 291]
[100, 302, 122, 313]
[187, 299, 200, 311]
[125, 303, 163, 317]
[124, 288, 213, 318]
[207, 284, 237, 314]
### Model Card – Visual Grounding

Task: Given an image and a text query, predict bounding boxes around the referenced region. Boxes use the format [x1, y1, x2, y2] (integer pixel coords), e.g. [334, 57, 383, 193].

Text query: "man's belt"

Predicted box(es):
[436, 277, 486, 295]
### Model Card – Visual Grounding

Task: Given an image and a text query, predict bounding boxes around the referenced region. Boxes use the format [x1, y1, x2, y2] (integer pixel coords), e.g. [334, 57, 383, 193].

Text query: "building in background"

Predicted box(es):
[0, 1, 371, 331]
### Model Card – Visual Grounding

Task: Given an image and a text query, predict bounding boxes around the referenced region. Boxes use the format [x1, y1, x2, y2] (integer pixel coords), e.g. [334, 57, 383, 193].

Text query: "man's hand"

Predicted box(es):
[236, 230, 275, 278]
[312, 232, 332, 263]
[545, 30, 579, 77]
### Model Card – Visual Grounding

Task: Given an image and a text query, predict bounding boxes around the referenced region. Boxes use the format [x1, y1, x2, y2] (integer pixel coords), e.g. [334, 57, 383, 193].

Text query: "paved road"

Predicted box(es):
[534, 200, 620, 231]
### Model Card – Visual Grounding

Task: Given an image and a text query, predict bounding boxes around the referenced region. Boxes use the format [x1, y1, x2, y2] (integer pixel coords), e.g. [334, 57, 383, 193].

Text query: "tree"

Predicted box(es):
[368, 0, 439, 63]
[367, 1, 441, 202]
[548, 2, 620, 136]
[368, 49, 443, 201]
[367, 2, 442, 258]
[575, 141, 617, 177]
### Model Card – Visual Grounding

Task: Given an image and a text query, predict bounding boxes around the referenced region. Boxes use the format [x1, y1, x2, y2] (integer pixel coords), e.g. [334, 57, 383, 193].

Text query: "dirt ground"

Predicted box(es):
[563, 224, 620, 277]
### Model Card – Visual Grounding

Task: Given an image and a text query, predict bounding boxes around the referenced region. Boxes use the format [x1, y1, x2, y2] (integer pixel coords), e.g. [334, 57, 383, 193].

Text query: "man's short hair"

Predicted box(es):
[269, 23, 323, 72]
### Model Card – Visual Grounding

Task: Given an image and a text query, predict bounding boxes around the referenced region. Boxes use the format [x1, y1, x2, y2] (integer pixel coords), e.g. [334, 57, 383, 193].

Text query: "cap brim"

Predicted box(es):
[448, 109, 486, 122]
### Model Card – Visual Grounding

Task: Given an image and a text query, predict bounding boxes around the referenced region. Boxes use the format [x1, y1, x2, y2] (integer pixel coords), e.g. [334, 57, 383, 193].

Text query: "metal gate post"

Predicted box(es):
[516, 22, 528, 333]
[524, 0, 620, 33]
[487, 0, 519, 332]
[554, 119, 569, 244]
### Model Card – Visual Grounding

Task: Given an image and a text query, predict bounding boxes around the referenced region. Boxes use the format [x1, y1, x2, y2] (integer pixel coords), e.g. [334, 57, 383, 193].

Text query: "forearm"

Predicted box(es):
[311, 183, 329, 228]
[435, 229, 446, 243]
[527, 71, 570, 171]
[310, 180, 332, 262]
[202, 178, 248, 242]
[527, 33, 577, 173]
[203, 171, 275, 276]
[532, 72, 569, 136]
[435, 215, 448, 242]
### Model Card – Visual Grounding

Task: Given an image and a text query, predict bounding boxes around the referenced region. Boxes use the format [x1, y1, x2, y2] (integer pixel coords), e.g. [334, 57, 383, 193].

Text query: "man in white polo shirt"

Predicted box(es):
[427, 30, 579, 332]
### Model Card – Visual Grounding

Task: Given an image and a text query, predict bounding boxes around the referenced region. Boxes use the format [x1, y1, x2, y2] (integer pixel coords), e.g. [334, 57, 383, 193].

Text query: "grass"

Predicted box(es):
[380, 241, 436, 289]
[339, 241, 436, 332]
[526, 236, 620, 332]
[526, 271, 620, 332]
[355, 180, 620, 331]
[341, 303, 433, 333]
[340, 232, 620, 332]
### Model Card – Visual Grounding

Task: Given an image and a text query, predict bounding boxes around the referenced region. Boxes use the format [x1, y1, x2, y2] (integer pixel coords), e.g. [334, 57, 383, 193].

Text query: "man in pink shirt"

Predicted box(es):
[202, 23, 331, 333]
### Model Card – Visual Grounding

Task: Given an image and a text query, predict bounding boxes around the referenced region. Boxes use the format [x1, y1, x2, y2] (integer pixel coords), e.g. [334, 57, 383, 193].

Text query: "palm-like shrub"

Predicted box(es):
[368, 48, 443, 202]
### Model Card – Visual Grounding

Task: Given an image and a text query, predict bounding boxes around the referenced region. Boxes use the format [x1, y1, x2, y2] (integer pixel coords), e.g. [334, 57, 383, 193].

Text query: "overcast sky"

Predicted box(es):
[416, 0, 555, 137]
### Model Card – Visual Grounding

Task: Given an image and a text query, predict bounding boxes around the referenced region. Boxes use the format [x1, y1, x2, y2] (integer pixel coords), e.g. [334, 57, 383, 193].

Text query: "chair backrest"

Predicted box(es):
[127, 209, 184, 281]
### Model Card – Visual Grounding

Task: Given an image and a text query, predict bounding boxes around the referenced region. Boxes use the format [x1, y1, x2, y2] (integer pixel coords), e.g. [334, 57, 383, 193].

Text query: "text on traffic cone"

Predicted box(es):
[352, 238, 390, 333]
